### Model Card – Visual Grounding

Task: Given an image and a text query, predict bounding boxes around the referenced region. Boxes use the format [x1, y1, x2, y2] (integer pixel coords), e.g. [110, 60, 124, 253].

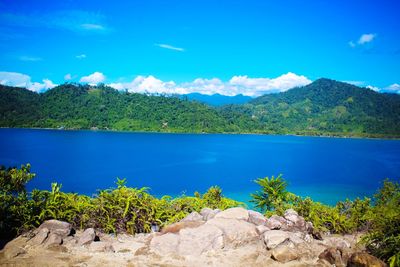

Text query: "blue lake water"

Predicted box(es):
[0, 128, 399, 206]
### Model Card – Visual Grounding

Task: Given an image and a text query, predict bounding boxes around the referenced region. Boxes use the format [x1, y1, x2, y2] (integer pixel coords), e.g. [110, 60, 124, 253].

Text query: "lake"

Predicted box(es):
[1, 128, 399, 206]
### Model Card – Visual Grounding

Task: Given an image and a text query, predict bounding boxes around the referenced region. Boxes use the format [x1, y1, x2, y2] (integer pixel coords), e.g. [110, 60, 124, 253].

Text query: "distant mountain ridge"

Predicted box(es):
[1, 78, 400, 137]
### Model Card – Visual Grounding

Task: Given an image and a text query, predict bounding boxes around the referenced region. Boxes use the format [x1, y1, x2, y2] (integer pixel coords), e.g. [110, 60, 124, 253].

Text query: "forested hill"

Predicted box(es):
[220, 78, 400, 137]
[0, 83, 254, 133]
[1, 78, 400, 137]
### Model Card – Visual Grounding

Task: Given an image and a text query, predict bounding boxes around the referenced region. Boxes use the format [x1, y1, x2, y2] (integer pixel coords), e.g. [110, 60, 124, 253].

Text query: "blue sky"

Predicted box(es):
[0, 0, 399, 95]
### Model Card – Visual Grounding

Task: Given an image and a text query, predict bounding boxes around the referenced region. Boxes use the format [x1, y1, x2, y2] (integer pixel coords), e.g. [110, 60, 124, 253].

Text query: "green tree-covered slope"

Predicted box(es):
[220, 78, 400, 137]
[1, 78, 400, 137]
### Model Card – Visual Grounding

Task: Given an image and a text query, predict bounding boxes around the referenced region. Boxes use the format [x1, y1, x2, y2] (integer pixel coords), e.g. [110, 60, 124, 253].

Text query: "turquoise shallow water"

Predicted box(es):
[0, 128, 399, 206]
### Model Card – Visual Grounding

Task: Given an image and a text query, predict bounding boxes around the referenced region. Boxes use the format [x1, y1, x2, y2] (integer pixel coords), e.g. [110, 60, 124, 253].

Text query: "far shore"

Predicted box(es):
[1, 126, 400, 141]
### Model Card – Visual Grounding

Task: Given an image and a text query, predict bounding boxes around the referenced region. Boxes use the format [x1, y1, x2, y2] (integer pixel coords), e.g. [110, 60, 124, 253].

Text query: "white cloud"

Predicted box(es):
[80, 24, 105, 31]
[156, 44, 185, 52]
[108, 72, 312, 97]
[108, 75, 177, 94]
[384, 83, 400, 93]
[79, 72, 105, 85]
[358, 33, 376, 44]
[349, 33, 377, 47]
[0, 71, 57, 92]
[76, 54, 86, 59]
[228, 72, 311, 95]
[64, 73, 72, 80]
[366, 85, 379, 92]
[19, 56, 42, 61]
[0, 10, 109, 34]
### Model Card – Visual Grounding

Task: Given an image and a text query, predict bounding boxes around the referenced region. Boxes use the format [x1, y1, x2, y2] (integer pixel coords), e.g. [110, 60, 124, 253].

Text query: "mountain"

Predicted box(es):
[0, 83, 252, 133]
[182, 93, 252, 106]
[222, 78, 400, 136]
[1, 78, 400, 137]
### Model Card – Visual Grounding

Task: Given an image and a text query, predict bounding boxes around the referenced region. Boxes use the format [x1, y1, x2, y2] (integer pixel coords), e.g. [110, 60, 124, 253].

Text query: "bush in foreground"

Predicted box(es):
[0, 165, 242, 237]
[251, 175, 400, 266]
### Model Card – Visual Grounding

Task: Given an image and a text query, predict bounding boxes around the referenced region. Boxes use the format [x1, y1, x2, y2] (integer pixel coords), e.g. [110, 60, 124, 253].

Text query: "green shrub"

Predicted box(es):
[0, 165, 242, 237]
[362, 179, 400, 266]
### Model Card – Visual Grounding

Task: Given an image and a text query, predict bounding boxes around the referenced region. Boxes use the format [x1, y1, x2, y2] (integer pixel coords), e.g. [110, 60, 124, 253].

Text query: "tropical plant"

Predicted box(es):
[250, 174, 293, 214]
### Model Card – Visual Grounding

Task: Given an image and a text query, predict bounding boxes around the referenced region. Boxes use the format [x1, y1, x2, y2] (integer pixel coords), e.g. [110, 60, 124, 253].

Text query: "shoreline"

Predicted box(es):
[1, 126, 400, 141]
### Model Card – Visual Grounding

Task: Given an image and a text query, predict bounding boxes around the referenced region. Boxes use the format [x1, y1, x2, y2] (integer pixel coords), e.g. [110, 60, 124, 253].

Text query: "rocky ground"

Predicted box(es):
[0, 208, 386, 267]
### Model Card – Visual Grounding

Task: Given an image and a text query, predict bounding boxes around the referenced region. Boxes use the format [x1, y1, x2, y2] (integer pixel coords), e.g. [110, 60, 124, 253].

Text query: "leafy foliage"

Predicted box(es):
[250, 175, 400, 265]
[1, 78, 400, 137]
[250, 175, 296, 214]
[362, 179, 400, 266]
[0, 165, 242, 238]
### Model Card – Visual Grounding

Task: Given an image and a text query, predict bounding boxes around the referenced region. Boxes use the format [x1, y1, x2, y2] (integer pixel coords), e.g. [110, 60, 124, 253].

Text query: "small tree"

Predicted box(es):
[250, 174, 291, 214]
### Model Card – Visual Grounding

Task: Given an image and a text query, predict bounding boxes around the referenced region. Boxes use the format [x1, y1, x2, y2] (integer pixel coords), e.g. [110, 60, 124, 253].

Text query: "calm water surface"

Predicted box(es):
[1, 128, 399, 206]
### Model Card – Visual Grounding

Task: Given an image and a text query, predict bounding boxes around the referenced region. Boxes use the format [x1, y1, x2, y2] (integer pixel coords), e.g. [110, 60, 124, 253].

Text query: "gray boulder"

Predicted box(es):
[265, 215, 287, 230]
[207, 218, 258, 248]
[271, 243, 300, 263]
[149, 233, 179, 255]
[78, 228, 96, 246]
[318, 247, 346, 267]
[284, 209, 307, 232]
[255, 225, 270, 235]
[248, 210, 267, 226]
[178, 224, 224, 255]
[200, 208, 220, 221]
[29, 228, 49, 246]
[44, 232, 63, 248]
[214, 207, 249, 221]
[263, 230, 290, 250]
[37, 220, 72, 238]
[180, 211, 204, 222]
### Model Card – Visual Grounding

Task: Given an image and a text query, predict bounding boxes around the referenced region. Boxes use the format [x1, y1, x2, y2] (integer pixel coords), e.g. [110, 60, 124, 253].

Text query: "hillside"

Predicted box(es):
[1, 79, 400, 137]
[220, 78, 400, 137]
[0, 83, 254, 133]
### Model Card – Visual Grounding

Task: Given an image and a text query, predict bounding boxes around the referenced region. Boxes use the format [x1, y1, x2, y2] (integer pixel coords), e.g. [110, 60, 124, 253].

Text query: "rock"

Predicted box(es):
[289, 232, 307, 245]
[2, 236, 27, 259]
[161, 221, 205, 234]
[324, 237, 351, 250]
[248, 210, 267, 226]
[263, 230, 290, 250]
[312, 230, 323, 240]
[200, 208, 220, 221]
[318, 247, 346, 267]
[306, 221, 314, 234]
[256, 225, 270, 235]
[284, 209, 307, 231]
[178, 224, 224, 255]
[89, 241, 115, 253]
[265, 215, 287, 230]
[180, 211, 204, 222]
[62, 236, 77, 246]
[347, 252, 387, 267]
[149, 233, 179, 255]
[78, 228, 96, 246]
[37, 220, 72, 238]
[271, 243, 300, 263]
[206, 218, 258, 247]
[214, 207, 249, 221]
[29, 227, 49, 245]
[44, 232, 63, 248]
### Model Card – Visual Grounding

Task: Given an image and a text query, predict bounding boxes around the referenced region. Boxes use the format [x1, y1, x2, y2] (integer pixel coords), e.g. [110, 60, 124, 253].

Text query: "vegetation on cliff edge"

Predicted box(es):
[1, 164, 399, 265]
